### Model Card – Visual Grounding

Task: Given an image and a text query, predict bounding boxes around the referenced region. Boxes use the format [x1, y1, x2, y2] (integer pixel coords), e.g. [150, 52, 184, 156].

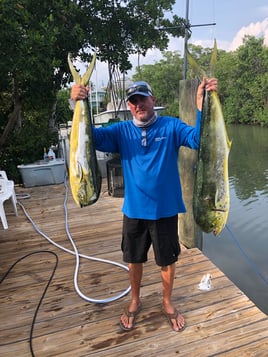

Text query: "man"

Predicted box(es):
[71, 77, 217, 332]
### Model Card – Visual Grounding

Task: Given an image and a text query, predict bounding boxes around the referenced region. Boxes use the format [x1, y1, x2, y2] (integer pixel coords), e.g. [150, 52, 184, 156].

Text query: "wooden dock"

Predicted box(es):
[0, 180, 267, 356]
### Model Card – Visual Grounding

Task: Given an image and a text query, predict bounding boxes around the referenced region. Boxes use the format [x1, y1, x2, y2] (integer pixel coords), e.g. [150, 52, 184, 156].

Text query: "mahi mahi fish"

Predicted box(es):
[188, 41, 231, 235]
[68, 53, 101, 207]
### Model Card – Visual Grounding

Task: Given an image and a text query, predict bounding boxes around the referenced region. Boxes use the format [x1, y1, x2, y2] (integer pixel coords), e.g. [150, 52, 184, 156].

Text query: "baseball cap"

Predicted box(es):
[126, 81, 153, 101]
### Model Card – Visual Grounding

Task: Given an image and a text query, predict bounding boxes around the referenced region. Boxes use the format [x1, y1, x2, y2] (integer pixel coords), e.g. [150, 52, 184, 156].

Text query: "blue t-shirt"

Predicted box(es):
[93, 111, 202, 220]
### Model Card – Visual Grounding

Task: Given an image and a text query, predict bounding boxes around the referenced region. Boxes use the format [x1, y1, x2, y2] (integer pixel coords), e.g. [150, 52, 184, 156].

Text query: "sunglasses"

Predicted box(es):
[141, 128, 147, 147]
[128, 96, 148, 105]
[126, 85, 152, 97]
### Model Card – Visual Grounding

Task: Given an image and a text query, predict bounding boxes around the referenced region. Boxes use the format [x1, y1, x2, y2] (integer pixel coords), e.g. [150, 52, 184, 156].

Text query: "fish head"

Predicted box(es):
[70, 162, 99, 207]
[212, 222, 225, 236]
[195, 208, 228, 236]
[76, 177, 98, 207]
[211, 210, 228, 236]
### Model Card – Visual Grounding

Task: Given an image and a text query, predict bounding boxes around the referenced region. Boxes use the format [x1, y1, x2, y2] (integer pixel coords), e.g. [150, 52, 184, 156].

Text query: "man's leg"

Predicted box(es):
[161, 263, 185, 331]
[120, 263, 143, 329]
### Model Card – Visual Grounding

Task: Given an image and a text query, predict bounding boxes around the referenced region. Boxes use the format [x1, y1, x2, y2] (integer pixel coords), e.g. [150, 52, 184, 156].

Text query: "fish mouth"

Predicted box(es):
[213, 225, 225, 236]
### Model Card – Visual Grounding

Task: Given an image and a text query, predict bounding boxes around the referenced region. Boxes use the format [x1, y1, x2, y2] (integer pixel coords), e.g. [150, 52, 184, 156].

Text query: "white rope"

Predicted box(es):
[17, 178, 130, 303]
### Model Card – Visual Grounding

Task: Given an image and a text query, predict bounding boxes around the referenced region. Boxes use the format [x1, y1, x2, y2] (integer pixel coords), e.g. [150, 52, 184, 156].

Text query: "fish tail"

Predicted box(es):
[67, 53, 96, 86]
[209, 39, 217, 77]
[67, 53, 81, 84]
[186, 47, 205, 81]
[81, 53, 96, 86]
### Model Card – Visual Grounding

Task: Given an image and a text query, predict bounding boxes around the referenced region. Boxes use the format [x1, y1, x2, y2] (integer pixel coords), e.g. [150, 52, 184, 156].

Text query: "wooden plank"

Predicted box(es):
[1, 180, 268, 357]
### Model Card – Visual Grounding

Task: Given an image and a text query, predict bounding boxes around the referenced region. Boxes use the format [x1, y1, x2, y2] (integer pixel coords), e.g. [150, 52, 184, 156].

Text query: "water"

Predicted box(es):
[203, 124, 268, 315]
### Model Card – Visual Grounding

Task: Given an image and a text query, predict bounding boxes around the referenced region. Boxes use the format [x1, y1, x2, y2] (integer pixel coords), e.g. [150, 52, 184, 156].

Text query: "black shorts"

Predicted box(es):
[121, 215, 180, 267]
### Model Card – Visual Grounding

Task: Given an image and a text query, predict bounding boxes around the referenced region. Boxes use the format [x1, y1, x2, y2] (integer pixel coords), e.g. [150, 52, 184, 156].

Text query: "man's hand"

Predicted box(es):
[71, 84, 89, 101]
[196, 77, 218, 111]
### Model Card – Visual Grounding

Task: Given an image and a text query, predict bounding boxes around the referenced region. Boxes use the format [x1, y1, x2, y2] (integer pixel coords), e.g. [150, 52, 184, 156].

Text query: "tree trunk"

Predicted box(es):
[0, 102, 22, 149]
[0, 76, 22, 149]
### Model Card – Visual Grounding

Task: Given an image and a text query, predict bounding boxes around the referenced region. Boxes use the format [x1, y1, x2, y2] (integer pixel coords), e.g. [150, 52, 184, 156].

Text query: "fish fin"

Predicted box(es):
[214, 189, 228, 212]
[77, 161, 83, 181]
[227, 137, 232, 151]
[214, 188, 219, 209]
[209, 39, 217, 77]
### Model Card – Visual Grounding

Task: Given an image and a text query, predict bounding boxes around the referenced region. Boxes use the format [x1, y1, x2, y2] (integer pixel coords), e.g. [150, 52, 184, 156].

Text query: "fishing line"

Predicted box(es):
[0, 250, 58, 357]
[211, 0, 216, 42]
[17, 177, 131, 304]
[226, 224, 268, 286]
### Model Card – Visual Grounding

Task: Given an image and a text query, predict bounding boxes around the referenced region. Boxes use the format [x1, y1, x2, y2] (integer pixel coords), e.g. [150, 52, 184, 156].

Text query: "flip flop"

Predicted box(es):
[119, 303, 142, 331]
[162, 308, 186, 332]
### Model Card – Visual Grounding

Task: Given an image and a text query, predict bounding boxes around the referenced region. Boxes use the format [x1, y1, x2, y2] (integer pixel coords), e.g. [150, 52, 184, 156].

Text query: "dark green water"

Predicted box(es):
[203, 124, 268, 315]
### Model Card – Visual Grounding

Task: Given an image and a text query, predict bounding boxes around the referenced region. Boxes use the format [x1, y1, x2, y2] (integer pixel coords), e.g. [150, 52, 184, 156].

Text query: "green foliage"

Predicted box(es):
[0, 113, 58, 183]
[0, 0, 84, 180]
[127, 37, 268, 124]
[0, 0, 185, 182]
[74, 0, 185, 71]
[55, 89, 73, 125]
[215, 37, 267, 125]
[182, 37, 268, 126]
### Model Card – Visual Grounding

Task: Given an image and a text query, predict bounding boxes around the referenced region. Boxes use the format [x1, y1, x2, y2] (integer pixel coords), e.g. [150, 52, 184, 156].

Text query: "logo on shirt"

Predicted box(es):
[155, 136, 167, 142]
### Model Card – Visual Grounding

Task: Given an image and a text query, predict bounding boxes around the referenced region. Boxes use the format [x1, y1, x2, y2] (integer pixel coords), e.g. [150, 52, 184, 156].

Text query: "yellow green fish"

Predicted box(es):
[187, 41, 231, 235]
[68, 53, 101, 207]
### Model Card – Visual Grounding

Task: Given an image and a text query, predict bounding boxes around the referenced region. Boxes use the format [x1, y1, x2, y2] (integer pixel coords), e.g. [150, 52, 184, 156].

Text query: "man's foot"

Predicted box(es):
[119, 301, 142, 331]
[162, 305, 186, 332]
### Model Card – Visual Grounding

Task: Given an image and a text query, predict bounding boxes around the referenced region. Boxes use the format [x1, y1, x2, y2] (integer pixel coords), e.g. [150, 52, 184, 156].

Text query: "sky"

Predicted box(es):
[89, 0, 268, 88]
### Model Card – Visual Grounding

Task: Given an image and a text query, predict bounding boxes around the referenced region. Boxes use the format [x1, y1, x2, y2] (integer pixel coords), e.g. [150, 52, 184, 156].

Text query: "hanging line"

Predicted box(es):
[226, 224, 268, 286]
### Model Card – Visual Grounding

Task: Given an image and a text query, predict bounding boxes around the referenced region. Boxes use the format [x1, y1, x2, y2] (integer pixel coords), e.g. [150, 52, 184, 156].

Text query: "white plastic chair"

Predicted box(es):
[0, 171, 18, 229]
[0, 171, 17, 207]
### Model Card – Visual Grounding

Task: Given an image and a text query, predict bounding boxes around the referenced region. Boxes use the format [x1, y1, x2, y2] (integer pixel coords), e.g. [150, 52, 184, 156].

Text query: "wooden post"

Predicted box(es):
[178, 79, 203, 249]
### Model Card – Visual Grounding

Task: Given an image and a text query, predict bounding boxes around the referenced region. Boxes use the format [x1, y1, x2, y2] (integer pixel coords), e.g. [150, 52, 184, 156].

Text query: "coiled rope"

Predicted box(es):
[17, 177, 131, 303]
